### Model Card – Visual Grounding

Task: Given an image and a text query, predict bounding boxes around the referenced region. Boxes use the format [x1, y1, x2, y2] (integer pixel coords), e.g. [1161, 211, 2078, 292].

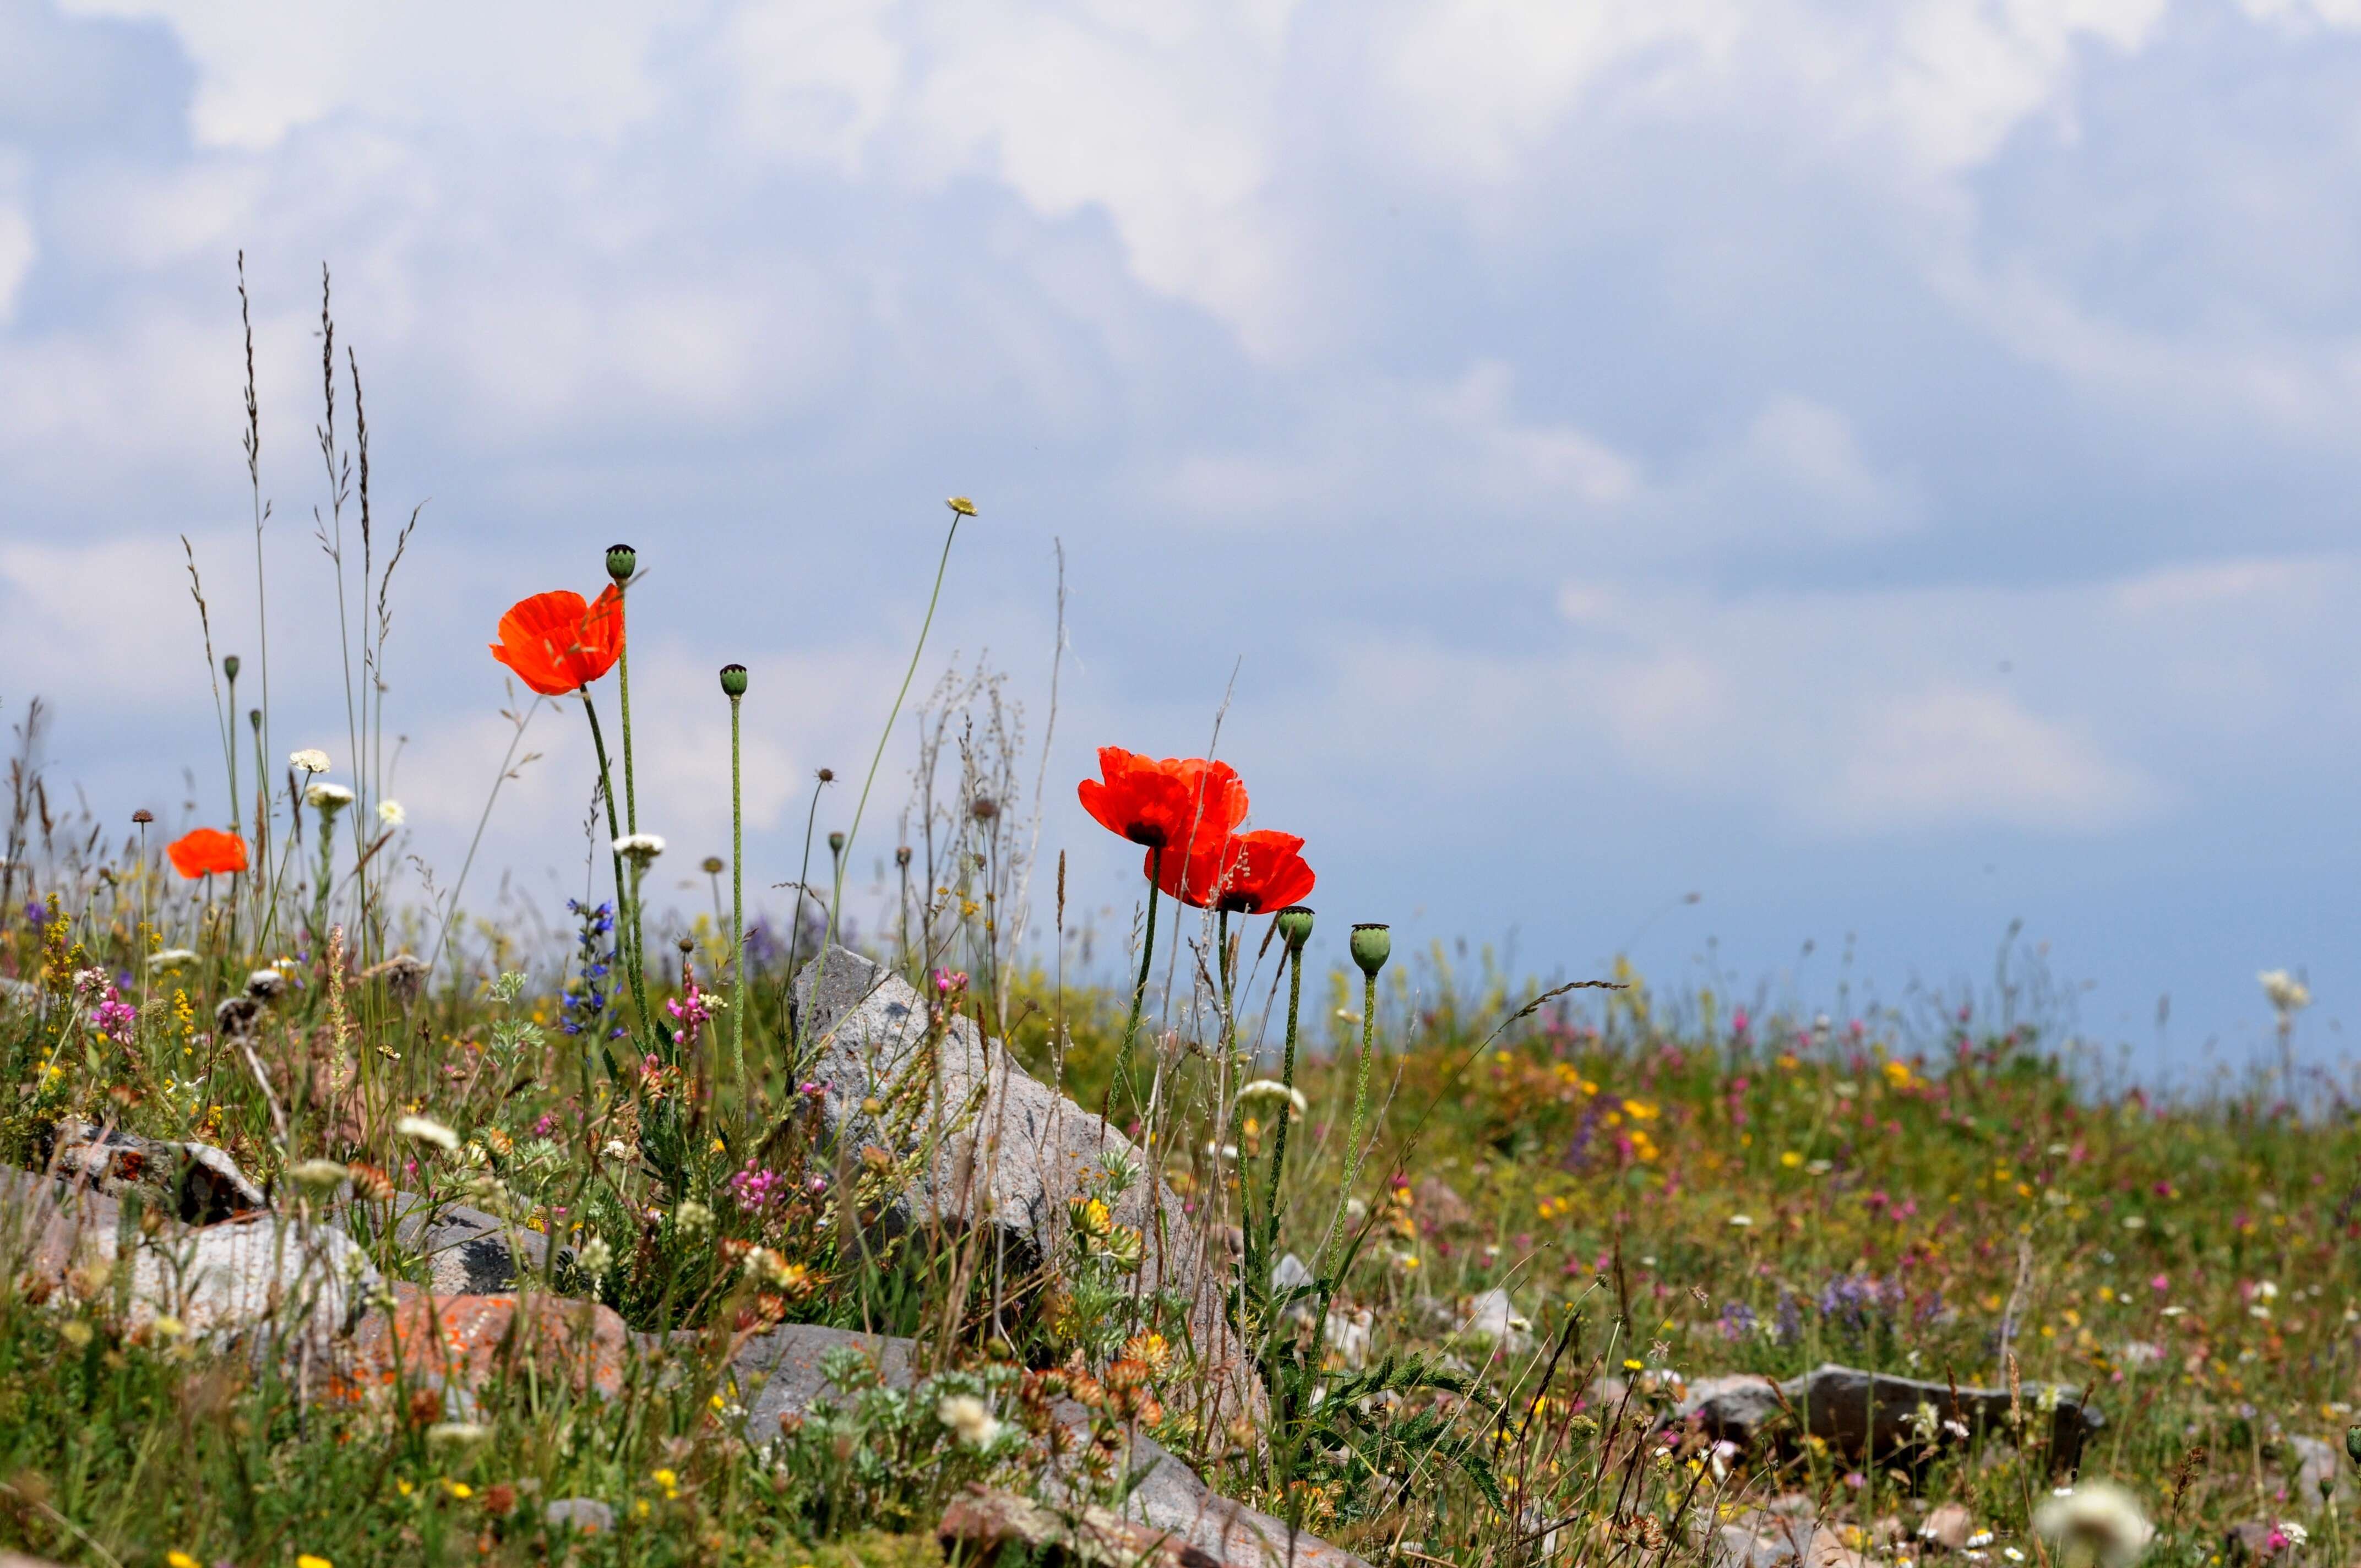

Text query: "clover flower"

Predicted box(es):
[937, 1393, 1002, 1447]
[304, 781, 355, 814]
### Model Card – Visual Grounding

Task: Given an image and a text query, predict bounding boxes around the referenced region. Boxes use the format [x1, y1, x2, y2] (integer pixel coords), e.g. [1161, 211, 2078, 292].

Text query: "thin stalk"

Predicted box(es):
[1263, 939, 1303, 1254]
[1117, 849, 1163, 1115]
[1335, 968, 1379, 1270]
[616, 592, 643, 981]
[813, 508, 962, 1011]
[581, 693, 646, 1032]
[728, 691, 746, 1087]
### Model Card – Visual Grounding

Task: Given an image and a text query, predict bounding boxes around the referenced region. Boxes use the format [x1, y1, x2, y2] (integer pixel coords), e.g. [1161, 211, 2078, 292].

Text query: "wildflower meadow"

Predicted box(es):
[0, 287, 2353, 1568]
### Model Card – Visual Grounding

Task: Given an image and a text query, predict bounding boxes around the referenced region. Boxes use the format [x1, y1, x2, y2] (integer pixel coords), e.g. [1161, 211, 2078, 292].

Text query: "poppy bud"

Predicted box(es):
[1350, 923, 1391, 977]
[2347, 1423, 2361, 1472]
[223, 654, 240, 680]
[719, 663, 748, 698]
[1275, 906, 1314, 952]
[605, 543, 637, 583]
[248, 709, 261, 733]
[828, 831, 845, 856]
[895, 846, 912, 867]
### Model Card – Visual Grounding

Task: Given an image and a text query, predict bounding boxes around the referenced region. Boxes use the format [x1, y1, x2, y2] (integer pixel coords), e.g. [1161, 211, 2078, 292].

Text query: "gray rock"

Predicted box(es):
[2280, 1434, 2353, 1507]
[388, 1193, 551, 1294]
[1455, 1287, 1533, 1354]
[0, 1167, 374, 1353]
[1678, 1362, 2102, 1469]
[46, 1119, 268, 1223]
[726, 1321, 1359, 1568]
[791, 947, 1259, 1427]
[543, 1498, 616, 1534]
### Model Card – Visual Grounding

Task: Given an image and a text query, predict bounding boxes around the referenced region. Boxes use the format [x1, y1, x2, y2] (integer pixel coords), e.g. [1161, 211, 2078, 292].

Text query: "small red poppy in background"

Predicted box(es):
[1155, 829, 1315, 913]
[1078, 746, 1247, 858]
[489, 585, 625, 696]
[167, 827, 248, 879]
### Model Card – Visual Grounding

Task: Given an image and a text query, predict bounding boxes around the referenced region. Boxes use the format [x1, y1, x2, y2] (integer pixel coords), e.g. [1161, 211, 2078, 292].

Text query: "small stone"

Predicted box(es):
[1919, 1502, 1974, 1550]
[1456, 1287, 1532, 1353]
[543, 1498, 615, 1534]
[1412, 1176, 1473, 1231]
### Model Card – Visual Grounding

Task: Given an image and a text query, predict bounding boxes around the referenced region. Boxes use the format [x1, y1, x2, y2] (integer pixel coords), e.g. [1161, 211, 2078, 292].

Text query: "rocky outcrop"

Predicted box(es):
[1678, 1362, 2102, 1469]
[45, 1119, 268, 1223]
[791, 947, 1260, 1428]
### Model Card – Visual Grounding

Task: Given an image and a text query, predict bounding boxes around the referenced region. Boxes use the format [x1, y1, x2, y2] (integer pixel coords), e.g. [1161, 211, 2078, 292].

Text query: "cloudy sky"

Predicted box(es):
[3, 0, 2357, 1076]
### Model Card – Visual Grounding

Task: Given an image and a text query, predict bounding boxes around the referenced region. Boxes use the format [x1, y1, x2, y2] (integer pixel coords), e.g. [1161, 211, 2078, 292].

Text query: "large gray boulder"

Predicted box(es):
[1679, 1362, 2101, 1469]
[790, 947, 1260, 1428]
[726, 1322, 1358, 1568]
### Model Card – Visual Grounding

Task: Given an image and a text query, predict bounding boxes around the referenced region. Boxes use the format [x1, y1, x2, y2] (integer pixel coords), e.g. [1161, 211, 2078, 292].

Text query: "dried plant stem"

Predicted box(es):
[581, 693, 646, 1032]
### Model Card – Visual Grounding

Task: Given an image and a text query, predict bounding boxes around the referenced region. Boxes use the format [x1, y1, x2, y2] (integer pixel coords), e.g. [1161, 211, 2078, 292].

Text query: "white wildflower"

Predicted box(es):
[576, 1236, 615, 1276]
[289, 749, 331, 776]
[377, 799, 405, 827]
[614, 834, 665, 864]
[2277, 1523, 2308, 1548]
[285, 1158, 349, 1191]
[395, 1114, 459, 1151]
[937, 1393, 1002, 1447]
[674, 1200, 714, 1235]
[146, 949, 197, 971]
[2034, 1483, 2154, 1568]
[1236, 1079, 1309, 1120]
[427, 1422, 492, 1445]
[1728, 1214, 1754, 1228]
[2260, 970, 2312, 1016]
[304, 781, 355, 814]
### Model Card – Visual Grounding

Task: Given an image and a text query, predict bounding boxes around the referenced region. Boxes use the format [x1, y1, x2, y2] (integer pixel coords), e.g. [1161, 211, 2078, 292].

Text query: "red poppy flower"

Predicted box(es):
[488, 585, 625, 696]
[167, 827, 249, 879]
[1153, 829, 1315, 914]
[1077, 747, 1247, 857]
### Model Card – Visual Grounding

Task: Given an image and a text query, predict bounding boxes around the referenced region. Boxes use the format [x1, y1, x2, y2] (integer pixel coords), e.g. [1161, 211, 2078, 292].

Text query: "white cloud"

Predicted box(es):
[1823, 683, 2155, 831]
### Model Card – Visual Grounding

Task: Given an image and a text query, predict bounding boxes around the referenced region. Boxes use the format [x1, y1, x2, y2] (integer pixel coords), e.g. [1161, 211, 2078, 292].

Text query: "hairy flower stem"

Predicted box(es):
[1117, 848, 1162, 1118]
[581, 694, 647, 1033]
[1336, 970, 1378, 1265]
[1263, 939, 1303, 1255]
[728, 689, 746, 1087]
[614, 600, 645, 984]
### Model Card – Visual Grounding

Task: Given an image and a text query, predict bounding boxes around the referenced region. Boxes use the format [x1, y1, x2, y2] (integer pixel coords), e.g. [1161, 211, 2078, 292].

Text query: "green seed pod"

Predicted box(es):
[1349, 923, 1391, 977]
[1274, 906, 1315, 953]
[719, 663, 748, 698]
[222, 654, 241, 680]
[605, 543, 638, 584]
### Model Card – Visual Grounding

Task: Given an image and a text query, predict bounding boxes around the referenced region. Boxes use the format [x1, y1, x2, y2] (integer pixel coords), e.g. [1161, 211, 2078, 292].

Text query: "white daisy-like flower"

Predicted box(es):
[1236, 1079, 1309, 1120]
[614, 833, 666, 864]
[289, 749, 331, 775]
[304, 781, 355, 813]
[395, 1113, 459, 1151]
[377, 799, 406, 827]
[146, 949, 198, 970]
[2033, 1485, 2153, 1568]
[937, 1393, 1002, 1447]
[426, 1422, 491, 1445]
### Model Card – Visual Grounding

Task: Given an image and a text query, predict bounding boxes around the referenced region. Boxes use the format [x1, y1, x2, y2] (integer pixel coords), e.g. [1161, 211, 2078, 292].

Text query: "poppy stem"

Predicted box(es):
[1336, 967, 1378, 1267]
[1118, 847, 1162, 1114]
[614, 596, 645, 989]
[1264, 933, 1302, 1257]
[728, 687, 745, 1089]
[581, 692, 648, 1036]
